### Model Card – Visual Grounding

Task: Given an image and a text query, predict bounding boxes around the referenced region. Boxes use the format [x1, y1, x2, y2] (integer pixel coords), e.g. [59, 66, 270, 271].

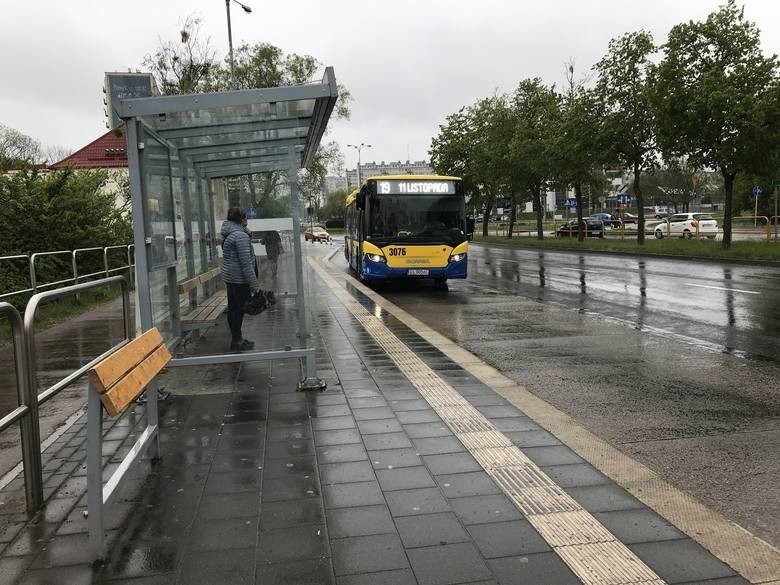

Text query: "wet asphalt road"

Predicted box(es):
[328, 240, 780, 547]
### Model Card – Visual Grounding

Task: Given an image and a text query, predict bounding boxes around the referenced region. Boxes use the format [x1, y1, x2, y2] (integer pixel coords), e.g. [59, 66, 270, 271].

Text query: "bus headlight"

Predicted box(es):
[366, 253, 386, 263]
[449, 252, 466, 262]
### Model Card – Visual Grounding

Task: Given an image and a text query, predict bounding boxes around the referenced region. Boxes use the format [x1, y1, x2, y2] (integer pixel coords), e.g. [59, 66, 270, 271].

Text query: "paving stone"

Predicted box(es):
[675, 578, 749, 585]
[357, 418, 403, 435]
[564, 484, 645, 513]
[540, 463, 611, 488]
[315, 429, 362, 446]
[346, 397, 388, 409]
[311, 404, 352, 418]
[189, 516, 258, 552]
[319, 461, 376, 485]
[317, 444, 369, 464]
[336, 568, 417, 585]
[179, 547, 254, 585]
[352, 407, 396, 421]
[257, 558, 335, 585]
[104, 537, 181, 579]
[476, 405, 523, 418]
[464, 395, 511, 407]
[436, 471, 502, 499]
[368, 448, 422, 469]
[492, 417, 541, 432]
[331, 533, 409, 576]
[385, 487, 451, 517]
[18, 564, 97, 585]
[395, 410, 442, 425]
[521, 445, 584, 466]
[263, 455, 316, 478]
[402, 423, 452, 439]
[262, 476, 320, 502]
[595, 508, 686, 544]
[412, 436, 466, 456]
[312, 416, 357, 431]
[267, 439, 316, 459]
[326, 505, 395, 538]
[450, 494, 523, 525]
[257, 524, 329, 563]
[423, 452, 481, 475]
[323, 482, 385, 509]
[197, 492, 259, 521]
[209, 451, 260, 472]
[394, 512, 471, 548]
[204, 470, 260, 494]
[376, 466, 436, 491]
[362, 432, 413, 451]
[266, 426, 311, 442]
[407, 542, 493, 585]
[629, 539, 738, 583]
[260, 498, 325, 530]
[488, 552, 580, 585]
[468, 519, 551, 557]
[387, 399, 431, 412]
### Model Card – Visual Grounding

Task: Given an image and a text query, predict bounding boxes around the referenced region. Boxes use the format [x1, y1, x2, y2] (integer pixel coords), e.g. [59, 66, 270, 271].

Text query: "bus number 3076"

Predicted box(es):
[388, 248, 406, 256]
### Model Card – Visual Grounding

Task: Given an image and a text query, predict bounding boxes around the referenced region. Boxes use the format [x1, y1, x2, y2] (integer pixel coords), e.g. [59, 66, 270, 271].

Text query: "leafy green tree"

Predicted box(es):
[0, 123, 41, 169]
[143, 15, 352, 216]
[509, 79, 561, 240]
[652, 0, 779, 248]
[430, 97, 508, 236]
[594, 31, 657, 244]
[553, 64, 609, 241]
[640, 159, 705, 213]
[320, 188, 349, 221]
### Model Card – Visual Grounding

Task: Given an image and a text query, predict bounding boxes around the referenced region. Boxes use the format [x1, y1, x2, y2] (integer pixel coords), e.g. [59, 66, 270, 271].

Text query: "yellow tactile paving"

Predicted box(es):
[316, 254, 780, 585]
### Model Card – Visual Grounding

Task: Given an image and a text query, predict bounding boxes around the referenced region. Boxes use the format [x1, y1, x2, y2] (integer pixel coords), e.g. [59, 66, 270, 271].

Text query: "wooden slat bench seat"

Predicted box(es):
[178, 266, 227, 331]
[87, 327, 171, 560]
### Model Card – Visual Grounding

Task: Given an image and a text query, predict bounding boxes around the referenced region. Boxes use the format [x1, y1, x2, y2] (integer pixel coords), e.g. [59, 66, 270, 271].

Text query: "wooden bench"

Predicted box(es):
[178, 266, 228, 331]
[86, 327, 171, 560]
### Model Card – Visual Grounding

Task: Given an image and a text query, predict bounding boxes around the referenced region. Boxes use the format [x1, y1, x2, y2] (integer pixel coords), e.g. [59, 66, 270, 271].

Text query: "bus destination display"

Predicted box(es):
[377, 180, 456, 195]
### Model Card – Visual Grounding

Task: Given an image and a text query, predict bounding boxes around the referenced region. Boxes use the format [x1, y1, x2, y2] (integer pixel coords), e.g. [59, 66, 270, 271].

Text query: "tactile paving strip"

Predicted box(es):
[310, 260, 668, 585]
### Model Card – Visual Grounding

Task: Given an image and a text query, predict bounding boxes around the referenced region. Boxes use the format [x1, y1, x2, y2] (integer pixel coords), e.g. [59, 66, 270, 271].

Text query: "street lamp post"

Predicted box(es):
[225, 0, 252, 90]
[346, 143, 372, 189]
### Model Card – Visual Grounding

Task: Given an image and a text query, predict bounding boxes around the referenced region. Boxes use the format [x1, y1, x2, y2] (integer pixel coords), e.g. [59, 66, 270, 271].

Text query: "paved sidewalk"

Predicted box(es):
[0, 260, 754, 584]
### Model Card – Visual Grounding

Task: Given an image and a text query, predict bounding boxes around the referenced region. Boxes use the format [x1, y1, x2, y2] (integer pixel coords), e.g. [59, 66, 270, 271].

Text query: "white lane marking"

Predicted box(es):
[309, 258, 667, 585]
[0, 405, 87, 491]
[684, 282, 760, 295]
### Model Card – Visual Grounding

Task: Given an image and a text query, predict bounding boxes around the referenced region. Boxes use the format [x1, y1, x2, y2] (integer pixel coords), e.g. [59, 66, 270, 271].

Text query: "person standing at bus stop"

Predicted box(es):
[221, 208, 260, 351]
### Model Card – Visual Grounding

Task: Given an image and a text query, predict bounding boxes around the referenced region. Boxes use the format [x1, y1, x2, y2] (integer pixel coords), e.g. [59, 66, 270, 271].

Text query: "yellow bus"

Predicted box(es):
[344, 175, 468, 284]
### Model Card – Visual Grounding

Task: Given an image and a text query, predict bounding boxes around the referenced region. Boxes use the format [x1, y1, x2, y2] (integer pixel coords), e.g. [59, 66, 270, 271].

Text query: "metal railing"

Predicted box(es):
[0, 244, 134, 302]
[0, 276, 132, 513]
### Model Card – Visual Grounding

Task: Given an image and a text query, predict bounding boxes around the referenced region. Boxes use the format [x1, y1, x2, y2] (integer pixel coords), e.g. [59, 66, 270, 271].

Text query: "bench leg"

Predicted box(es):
[87, 387, 104, 562]
[145, 380, 161, 460]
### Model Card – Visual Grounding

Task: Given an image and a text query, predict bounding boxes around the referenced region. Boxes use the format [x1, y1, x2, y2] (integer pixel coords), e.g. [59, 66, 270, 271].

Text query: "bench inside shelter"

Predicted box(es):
[178, 266, 226, 332]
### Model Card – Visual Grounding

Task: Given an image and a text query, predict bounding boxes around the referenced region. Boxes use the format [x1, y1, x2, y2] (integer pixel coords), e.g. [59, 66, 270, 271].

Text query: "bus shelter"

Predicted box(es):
[119, 67, 338, 389]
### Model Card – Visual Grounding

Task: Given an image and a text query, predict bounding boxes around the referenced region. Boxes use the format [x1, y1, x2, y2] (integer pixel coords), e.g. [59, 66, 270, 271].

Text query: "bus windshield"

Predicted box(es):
[368, 194, 465, 243]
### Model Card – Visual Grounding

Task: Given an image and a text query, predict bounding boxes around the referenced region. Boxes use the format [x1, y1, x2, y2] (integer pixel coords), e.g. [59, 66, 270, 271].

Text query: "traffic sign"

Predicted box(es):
[752, 186, 763, 197]
[246, 207, 257, 219]
[564, 198, 577, 208]
[616, 193, 631, 205]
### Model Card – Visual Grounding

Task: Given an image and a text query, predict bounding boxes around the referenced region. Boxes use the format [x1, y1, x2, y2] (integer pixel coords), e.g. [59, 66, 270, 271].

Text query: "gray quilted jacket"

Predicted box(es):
[220, 220, 258, 289]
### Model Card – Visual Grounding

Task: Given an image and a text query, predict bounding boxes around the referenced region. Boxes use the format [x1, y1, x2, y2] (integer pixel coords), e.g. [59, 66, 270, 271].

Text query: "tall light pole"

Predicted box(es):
[225, 0, 252, 90]
[347, 143, 372, 188]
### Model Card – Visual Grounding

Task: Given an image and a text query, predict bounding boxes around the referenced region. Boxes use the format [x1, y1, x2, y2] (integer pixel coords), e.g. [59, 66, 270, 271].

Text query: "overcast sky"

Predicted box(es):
[1, 1, 778, 171]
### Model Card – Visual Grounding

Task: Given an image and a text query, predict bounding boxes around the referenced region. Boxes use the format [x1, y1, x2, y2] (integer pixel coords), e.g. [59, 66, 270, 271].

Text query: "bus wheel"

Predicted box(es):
[434, 278, 448, 290]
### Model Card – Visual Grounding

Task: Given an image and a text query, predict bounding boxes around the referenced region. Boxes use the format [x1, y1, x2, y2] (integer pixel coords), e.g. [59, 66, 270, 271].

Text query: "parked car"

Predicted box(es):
[653, 213, 718, 239]
[557, 219, 604, 238]
[588, 213, 619, 228]
[304, 226, 331, 242]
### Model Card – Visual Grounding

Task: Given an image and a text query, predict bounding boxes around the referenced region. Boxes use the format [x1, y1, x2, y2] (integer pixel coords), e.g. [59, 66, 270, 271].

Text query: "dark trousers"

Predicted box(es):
[226, 283, 250, 342]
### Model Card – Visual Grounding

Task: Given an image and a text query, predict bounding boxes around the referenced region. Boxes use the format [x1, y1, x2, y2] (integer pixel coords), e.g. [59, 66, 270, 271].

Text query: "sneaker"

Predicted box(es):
[241, 339, 255, 349]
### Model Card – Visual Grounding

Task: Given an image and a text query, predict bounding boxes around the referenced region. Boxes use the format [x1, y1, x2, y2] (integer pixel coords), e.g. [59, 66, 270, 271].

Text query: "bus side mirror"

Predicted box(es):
[356, 192, 365, 210]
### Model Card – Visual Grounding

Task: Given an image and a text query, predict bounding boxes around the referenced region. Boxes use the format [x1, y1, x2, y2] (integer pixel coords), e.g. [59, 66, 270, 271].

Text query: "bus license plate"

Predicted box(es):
[408, 269, 429, 276]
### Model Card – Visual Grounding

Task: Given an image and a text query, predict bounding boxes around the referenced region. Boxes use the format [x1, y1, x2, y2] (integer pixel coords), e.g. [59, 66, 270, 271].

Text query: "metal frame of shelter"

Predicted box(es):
[119, 67, 338, 388]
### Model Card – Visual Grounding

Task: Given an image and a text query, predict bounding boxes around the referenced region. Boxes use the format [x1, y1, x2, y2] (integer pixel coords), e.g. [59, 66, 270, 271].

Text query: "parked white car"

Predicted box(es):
[653, 213, 719, 239]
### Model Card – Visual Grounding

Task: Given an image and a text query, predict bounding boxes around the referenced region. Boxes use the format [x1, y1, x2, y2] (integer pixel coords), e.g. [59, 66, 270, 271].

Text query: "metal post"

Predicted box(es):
[775, 185, 778, 243]
[87, 383, 104, 561]
[1, 303, 39, 514]
[226, 0, 235, 89]
[29, 255, 36, 294]
[755, 193, 758, 228]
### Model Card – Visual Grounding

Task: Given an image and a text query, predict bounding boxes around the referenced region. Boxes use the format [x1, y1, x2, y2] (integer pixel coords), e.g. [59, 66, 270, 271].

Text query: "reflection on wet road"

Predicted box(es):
[467, 245, 780, 362]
